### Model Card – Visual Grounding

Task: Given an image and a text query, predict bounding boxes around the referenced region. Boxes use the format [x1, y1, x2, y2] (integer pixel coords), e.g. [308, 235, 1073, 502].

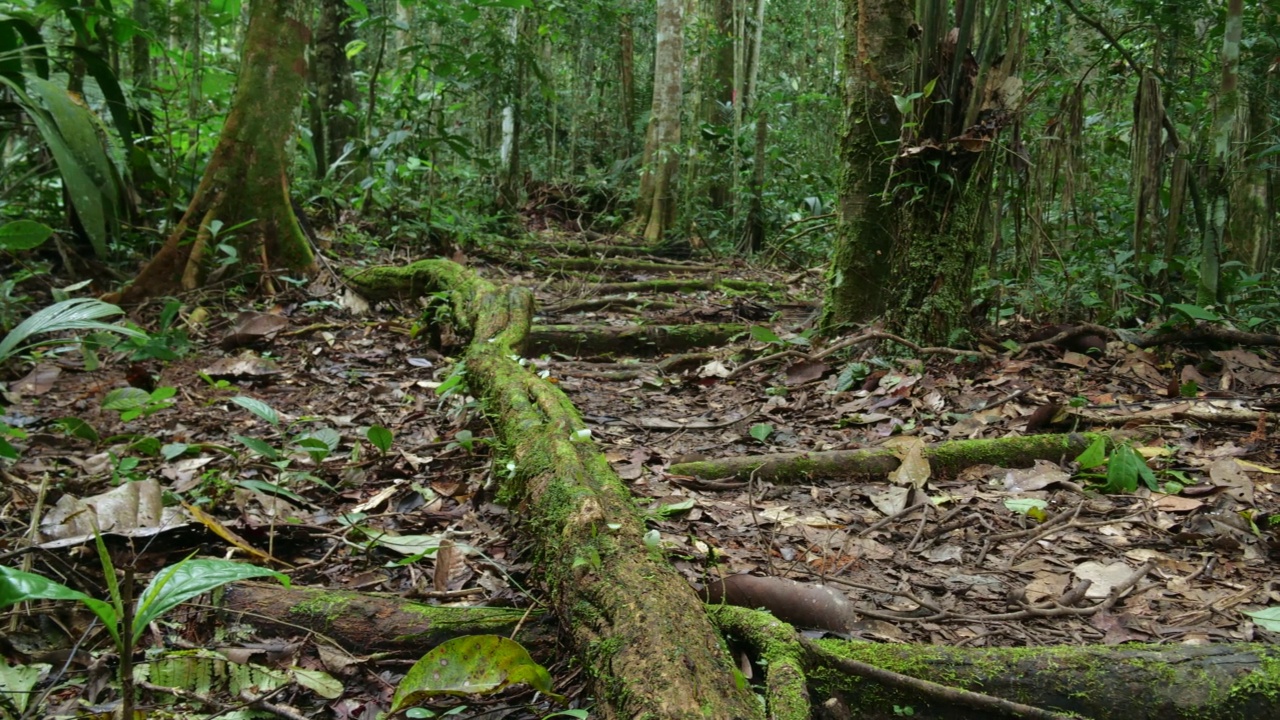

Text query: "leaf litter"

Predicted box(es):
[2, 226, 1279, 715]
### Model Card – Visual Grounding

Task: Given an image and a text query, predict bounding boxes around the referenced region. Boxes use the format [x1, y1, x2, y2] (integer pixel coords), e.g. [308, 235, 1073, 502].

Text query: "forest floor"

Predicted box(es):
[3, 207, 1280, 717]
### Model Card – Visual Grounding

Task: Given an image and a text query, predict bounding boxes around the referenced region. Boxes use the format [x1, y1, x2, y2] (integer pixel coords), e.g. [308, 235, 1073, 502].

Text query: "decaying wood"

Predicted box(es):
[220, 582, 558, 657]
[345, 260, 761, 718]
[529, 322, 745, 356]
[669, 432, 1113, 483]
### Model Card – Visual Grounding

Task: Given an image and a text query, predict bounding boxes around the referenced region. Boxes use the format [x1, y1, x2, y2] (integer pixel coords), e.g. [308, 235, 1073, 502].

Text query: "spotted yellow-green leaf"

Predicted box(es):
[391, 635, 561, 712]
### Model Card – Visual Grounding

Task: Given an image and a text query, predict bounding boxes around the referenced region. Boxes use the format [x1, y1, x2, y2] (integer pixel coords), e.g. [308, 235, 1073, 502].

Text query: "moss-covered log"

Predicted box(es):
[345, 260, 761, 719]
[806, 637, 1280, 720]
[529, 257, 722, 274]
[220, 582, 556, 657]
[529, 323, 746, 356]
[669, 433, 1112, 483]
[563, 278, 772, 295]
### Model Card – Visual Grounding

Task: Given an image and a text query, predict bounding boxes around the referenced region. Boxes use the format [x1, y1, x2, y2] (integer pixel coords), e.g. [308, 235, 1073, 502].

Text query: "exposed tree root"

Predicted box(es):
[529, 322, 746, 356]
[668, 433, 1116, 483]
[344, 260, 762, 718]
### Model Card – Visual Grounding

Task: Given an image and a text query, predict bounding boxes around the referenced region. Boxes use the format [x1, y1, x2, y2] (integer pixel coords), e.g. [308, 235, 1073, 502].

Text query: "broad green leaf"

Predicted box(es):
[161, 443, 189, 460]
[236, 480, 309, 504]
[391, 636, 559, 712]
[1102, 445, 1142, 494]
[102, 387, 151, 411]
[0, 220, 53, 251]
[291, 666, 343, 699]
[1075, 436, 1107, 470]
[1243, 607, 1280, 632]
[230, 396, 280, 426]
[749, 325, 782, 344]
[367, 425, 393, 453]
[233, 434, 282, 460]
[655, 498, 695, 518]
[133, 559, 288, 642]
[0, 656, 47, 713]
[53, 417, 99, 442]
[0, 565, 118, 644]
[749, 423, 773, 443]
[1169, 303, 1221, 322]
[0, 297, 144, 362]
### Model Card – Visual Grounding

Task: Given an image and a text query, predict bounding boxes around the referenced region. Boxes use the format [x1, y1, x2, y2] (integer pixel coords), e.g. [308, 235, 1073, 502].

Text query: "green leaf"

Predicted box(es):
[655, 498, 695, 518]
[234, 434, 282, 460]
[1169, 303, 1221, 322]
[1102, 445, 1142, 494]
[102, 387, 151, 411]
[236, 479, 310, 504]
[161, 443, 189, 460]
[0, 565, 119, 645]
[749, 325, 782, 344]
[367, 425, 393, 453]
[230, 396, 280, 426]
[391, 636, 559, 712]
[0, 297, 144, 362]
[1004, 498, 1048, 515]
[53, 417, 99, 442]
[1243, 606, 1280, 632]
[0, 220, 53, 251]
[1075, 436, 1107, 470]
[132, 559, 288, 643]
[749, 423, 773, 443]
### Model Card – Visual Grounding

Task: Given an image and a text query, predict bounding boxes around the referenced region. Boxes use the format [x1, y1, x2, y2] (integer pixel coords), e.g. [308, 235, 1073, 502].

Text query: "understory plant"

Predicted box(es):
[0, 535, 287, 718]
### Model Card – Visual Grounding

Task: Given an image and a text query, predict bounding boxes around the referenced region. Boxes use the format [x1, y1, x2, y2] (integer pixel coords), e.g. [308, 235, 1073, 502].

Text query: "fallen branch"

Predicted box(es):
[667, 432, 1114, 483]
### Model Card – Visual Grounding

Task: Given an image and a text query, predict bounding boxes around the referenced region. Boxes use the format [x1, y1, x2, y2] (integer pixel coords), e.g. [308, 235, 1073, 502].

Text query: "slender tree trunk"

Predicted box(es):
[820, 0, 912, 330]
[744, 0, 766, 112]
[741, 111, 767, 253]
[619, 5, 636, 158]
[311, 0, 359, 179]
[1198, 0, 1243, 304]
[701, 0, 734, 210]
[114, 0, 315, 304]
[638, 0, 686, 245]
[497, 10, 525, 212]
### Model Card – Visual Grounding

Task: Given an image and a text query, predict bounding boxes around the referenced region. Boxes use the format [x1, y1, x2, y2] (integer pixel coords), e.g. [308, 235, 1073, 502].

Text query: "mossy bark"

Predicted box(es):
[115, 0, 315, 303]
[820, 0, 913, 332]
[669, 432, 1113, 483]
[529, 323, 746, 357]
[221, 582, 556, 657]
[344, 260, 762, 719]
[807, 639, 1280, 720]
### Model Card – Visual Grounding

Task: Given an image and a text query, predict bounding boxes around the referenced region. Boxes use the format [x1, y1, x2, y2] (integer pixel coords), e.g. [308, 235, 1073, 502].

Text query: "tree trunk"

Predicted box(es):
[1197, 0, 1243, 304]
[824, 0, 1015, 345]
[311, 0, 358, 179]
[114, 0, 315, 304]
[638, 0, 685, 245]
[619, 4, 636, 158]
[820, 0, 913, 330]
[700, 0, 734, 210]
[497, 10, 525, 212]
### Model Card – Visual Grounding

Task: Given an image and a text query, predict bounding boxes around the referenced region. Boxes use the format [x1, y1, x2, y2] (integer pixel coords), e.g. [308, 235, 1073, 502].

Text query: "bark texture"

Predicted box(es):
[344, 261, 762, 719]
[639, 0, 686, 243]
[116, 0, 315, 303]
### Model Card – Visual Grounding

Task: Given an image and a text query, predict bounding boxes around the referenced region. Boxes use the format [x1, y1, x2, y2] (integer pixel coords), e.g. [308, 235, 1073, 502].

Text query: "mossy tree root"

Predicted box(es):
[344, 260, 762, 719]
[669, 432, 1118, 483]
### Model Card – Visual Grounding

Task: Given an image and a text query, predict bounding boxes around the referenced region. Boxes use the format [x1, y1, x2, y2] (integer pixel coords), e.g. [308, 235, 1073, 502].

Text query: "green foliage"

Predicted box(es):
[391, 635, 560, 711]
[102, 386, 177, 422]
[0, 298, 145, 364]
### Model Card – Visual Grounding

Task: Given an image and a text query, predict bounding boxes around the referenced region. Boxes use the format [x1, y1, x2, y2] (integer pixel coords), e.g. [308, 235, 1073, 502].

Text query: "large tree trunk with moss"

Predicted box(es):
[310, 0, 358, 178]
[115, 0, 315, 304]
[824, 0, 1015, 345]
[820, 0, 913, 331]
[637, 0, 685, 246]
